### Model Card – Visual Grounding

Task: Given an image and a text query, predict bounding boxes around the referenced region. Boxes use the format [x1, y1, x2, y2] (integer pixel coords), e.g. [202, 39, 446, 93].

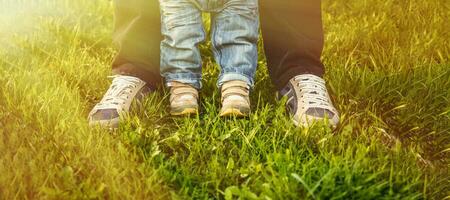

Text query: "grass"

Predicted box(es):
[0, 0, 449, 199]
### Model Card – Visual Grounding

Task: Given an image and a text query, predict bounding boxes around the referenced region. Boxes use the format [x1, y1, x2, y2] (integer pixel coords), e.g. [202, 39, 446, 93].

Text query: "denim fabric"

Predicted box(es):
[159, 0, 259, 89]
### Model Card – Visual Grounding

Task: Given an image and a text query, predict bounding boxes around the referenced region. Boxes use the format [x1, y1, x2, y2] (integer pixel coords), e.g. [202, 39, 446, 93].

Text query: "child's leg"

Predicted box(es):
[159, 0, 205, 89]
[211, 0, 259, 117]
[210, 0, 260, 89]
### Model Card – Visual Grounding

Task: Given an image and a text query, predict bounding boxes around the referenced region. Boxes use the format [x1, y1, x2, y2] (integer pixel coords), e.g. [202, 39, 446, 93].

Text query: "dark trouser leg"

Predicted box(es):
[112, 0, 162, 87]
[259, 0, 325, 91]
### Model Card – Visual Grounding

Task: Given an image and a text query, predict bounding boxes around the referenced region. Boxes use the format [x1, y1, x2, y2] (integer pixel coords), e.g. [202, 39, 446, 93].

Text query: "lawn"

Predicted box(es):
[0, 0, 449, 199]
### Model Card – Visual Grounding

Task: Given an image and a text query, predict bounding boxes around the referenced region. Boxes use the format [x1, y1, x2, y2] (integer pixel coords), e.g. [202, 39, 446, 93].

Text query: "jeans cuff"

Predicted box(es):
[217, 73, 254, 89]
[164, 73, 202, 89]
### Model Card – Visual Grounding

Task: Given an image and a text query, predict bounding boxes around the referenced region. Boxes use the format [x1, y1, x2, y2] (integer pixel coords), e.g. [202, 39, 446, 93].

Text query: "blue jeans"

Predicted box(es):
[159, 0, 260, 89]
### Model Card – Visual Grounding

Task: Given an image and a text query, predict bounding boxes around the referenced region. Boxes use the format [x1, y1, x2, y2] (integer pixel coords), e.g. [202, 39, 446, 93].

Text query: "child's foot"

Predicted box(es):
[88, 75, 151, 128]
[281, 74, 340, 128]
[219, 80, 251, 117]
[168, 81, 199, 116]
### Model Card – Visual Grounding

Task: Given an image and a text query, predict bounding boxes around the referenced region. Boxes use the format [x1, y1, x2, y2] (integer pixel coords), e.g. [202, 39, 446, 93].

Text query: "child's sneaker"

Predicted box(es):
[168, 82, 199, 116]
[281, 74, 340, 128]
[88, 75, 151, 128]
[219, 80, 251, 117]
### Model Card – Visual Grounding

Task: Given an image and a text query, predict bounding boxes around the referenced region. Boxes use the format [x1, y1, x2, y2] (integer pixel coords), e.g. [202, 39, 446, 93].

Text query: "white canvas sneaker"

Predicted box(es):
[281, 74, 340, 128]
[88, 75, 151, 128]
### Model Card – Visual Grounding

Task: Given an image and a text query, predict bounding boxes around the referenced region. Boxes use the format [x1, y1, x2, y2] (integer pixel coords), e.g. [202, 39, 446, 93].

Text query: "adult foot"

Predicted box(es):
[219, 80, 251, 117]
[168, 81, 199, 116]
[281, 74, 339, 128]
[88, 75, 151, 128]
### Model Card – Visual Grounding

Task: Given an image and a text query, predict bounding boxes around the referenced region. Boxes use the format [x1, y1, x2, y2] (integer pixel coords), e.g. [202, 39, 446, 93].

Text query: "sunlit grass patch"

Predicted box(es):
[0, 0, 449, 199]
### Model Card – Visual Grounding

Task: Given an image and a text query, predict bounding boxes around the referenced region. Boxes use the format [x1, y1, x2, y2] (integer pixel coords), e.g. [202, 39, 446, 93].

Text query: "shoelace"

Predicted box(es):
[293, 75, 332, 107]
[96, 75, 142, 109]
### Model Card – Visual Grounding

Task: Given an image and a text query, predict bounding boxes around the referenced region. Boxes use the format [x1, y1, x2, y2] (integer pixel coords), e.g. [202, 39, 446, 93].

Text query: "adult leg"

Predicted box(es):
[89, 0, 162, 128]
[260, 0, 339, 128]
[112, 0, 162, 87]
[259, 0, 325, 91]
